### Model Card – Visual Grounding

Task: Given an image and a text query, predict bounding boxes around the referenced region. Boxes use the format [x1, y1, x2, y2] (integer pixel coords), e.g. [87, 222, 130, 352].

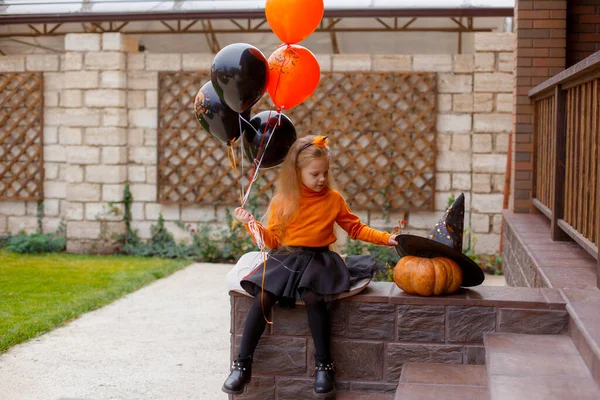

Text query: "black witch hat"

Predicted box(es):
[395, 193, 484, 287]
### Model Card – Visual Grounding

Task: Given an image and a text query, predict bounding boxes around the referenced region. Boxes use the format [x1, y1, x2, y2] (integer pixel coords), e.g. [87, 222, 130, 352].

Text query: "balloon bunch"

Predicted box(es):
[193, 0, 324, 324]
[193, 0, 324, 205]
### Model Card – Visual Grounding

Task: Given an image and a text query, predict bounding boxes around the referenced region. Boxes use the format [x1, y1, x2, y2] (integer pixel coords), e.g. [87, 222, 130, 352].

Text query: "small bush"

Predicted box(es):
[124, 214, 193, 259]
[5, 219, 66, 254]
[118, 180, 265, 262]
[6, 231, 66, 254]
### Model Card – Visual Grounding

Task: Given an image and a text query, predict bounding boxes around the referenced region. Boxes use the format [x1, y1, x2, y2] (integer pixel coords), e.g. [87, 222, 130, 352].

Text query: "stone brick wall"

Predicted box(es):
[0, 32, 514, 255]
[229, 283, 567, 398]
[502, 215, 549, 288]
[567, 0, 600, 67]
[0, 53, 63, 237]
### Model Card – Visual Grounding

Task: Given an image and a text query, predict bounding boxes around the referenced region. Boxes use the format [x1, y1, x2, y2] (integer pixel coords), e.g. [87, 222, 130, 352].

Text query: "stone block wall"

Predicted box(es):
[229, 283, 568, 399]
[0, 53, 63, 237]
[0, 32, 514, 255]
[502, 215, 549, 288]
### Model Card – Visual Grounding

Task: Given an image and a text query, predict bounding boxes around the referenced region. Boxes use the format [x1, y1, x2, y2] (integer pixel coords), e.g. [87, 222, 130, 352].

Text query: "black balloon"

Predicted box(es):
[211, 43, 269, 114]
[243, 111, 297, 169]
[194, 81, 250, 145]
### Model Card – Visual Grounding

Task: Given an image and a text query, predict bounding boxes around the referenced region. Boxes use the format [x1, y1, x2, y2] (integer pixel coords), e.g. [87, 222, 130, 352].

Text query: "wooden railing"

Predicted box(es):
[533, 94, 555, 212]
[529, 51, 600, 261]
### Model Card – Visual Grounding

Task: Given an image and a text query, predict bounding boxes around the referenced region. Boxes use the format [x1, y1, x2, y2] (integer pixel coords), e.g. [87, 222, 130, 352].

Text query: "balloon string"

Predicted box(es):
[239, 114, 245, 206]
[240, 109, 276, 208]
[276, 43, 298, 55]
[242, 109, 278, 325]
[227, 143, 243, 205]
[240, 113, 267, 208]
[260, 251, 271, 325]
[227, 143, 236, 170]
[247, 219, 272, 325]
[241, 118, 275, 206]
[239, 114, 252, 126]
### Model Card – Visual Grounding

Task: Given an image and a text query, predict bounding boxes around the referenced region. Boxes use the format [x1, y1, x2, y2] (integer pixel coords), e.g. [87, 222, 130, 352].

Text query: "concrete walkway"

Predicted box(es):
[0, 263, 232, 400]
[0, 262, 505, 400]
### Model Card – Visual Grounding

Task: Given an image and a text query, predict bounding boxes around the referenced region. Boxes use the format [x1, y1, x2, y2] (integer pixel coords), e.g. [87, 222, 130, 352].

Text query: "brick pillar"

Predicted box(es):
[512, 0, 567, 213]
[567, 0, 600, 67]
[63, 33, 138, 253]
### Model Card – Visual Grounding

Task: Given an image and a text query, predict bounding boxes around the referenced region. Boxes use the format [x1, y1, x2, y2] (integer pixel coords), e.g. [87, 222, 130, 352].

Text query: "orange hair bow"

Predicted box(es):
[312, 135, 328, 148]
[298, 135, 329, 154]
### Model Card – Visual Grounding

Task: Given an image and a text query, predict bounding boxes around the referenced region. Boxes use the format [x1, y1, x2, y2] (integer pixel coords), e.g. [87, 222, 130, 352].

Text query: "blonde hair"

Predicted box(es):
[266, 135, 334, 237]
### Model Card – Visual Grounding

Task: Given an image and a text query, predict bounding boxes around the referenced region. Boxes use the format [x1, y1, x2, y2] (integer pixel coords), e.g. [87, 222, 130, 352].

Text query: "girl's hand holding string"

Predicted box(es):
[234, 207, 254, 224]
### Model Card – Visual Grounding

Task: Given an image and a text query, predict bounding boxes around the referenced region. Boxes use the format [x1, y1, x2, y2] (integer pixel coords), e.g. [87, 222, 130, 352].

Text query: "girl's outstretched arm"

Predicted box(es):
[334, 193, 394, 246]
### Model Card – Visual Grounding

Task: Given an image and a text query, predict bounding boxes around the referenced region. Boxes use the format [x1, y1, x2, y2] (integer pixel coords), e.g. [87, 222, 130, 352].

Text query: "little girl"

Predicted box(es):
[222, 135, 397, 397]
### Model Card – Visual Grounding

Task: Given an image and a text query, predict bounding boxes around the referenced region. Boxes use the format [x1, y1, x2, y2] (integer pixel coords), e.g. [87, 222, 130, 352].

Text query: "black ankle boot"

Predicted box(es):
[313, 359, 335, 397]
[222, 356, 252, 395]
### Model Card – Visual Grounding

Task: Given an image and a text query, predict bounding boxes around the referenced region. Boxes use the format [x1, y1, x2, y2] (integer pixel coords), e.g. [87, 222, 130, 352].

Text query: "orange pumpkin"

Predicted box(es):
[393, 256, 463, 296]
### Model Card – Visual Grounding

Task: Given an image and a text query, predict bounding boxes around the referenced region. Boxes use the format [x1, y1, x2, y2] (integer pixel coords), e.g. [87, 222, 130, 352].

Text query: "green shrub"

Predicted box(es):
[6, 232, 66, 254]
[123, 214, 194, 259]
[191, 223, 222, 262]
[122, 212, 256, 263]
[120, 177, 268, 262]
[6, 221, 66, 254]
[2, 201, 66, 254]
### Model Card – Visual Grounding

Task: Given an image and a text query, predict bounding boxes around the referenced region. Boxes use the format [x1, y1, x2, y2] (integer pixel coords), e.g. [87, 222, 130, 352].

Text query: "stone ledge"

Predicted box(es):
[231, 282, 566, 309]
[229, 281, 568, 398]
[502, 210, 597, 290]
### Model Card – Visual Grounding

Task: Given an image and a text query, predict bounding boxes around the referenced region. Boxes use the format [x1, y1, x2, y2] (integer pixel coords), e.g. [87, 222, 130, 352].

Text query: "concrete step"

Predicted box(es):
[485, 332, 600, 400]
[394, 383, 488, 400]
[561, 288, 600, 388]
[399, 363, 488, 386]
[394, 363, 488, 400]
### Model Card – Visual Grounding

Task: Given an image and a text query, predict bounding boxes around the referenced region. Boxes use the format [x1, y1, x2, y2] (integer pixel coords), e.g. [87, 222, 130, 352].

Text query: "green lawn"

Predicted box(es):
[0, 250, 190, 353]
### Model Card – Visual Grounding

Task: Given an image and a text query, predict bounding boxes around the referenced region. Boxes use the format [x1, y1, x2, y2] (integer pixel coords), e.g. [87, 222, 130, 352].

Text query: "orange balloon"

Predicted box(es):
[267, 45, 321, 110]
[266, 0, 324, 44]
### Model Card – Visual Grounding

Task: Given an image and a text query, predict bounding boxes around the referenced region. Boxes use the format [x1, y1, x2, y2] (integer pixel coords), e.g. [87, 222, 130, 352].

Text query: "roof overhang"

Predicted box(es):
[0, 1, 514, 25]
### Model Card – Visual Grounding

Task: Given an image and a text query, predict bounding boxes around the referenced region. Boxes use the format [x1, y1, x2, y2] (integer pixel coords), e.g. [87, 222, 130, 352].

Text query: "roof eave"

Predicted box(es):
[0, 8, 514, 25]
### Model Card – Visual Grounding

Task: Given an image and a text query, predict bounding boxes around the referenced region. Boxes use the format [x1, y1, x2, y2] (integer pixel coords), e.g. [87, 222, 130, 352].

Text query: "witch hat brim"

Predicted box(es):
[395, 235, 485, 287]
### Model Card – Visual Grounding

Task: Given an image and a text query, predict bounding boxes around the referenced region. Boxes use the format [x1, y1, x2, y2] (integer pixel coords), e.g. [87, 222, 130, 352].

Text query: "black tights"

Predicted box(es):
[238, 291, 331, 362]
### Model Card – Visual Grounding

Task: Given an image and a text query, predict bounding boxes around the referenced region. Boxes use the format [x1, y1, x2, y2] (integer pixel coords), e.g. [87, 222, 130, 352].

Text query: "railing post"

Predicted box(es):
[551, 85, 567, 241]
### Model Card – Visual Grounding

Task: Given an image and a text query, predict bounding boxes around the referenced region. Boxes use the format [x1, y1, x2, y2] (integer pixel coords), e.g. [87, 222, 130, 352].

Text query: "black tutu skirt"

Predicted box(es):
[240, 246, 375, 308]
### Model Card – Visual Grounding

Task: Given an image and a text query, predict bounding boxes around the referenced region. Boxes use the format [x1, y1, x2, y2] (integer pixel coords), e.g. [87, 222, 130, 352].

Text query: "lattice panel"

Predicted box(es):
[0, 73, 44, 201]
[158, 71, 436, 210]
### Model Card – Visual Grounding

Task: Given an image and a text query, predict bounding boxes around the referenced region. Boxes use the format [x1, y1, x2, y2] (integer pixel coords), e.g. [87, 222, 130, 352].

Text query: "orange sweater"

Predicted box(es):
[246, 186, 391, 249]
